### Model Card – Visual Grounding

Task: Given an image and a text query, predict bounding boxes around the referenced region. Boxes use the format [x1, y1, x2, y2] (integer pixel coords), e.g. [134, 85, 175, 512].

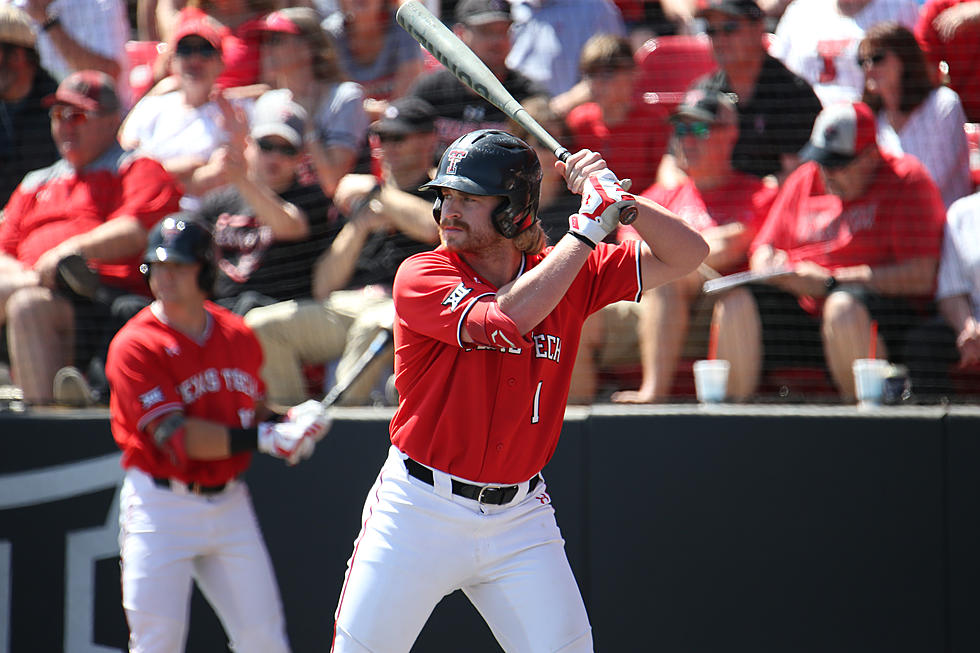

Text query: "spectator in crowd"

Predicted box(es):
[198, 91, 342, 315]
[607, 89, 777, 403]
[0, 71, 182, 406]
[507, 96, 581, 245]
[915, 0, 980, 124]
[565, 33, 671, 197]
[143, 1, 274, 90]
[261, 7, 369, 195]
[770, 0, 918, 107]
[506, 0, 627, 98]
[120, 10, 250, 210]
[407, 0, 548, 158]
[713, 101, 946, 400]
[7, 0, 133, 106]
[322, 0, 425, 121]
[692, 0, 822, 182]
[904, 190, 980, 398]
[245, 95, 439, 406]
[859, 22, 971, 208]
[0, 5, 58, 206]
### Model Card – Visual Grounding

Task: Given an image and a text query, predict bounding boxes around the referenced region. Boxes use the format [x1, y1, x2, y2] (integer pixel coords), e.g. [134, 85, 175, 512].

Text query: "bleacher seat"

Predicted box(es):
[633, 35, 718, 112]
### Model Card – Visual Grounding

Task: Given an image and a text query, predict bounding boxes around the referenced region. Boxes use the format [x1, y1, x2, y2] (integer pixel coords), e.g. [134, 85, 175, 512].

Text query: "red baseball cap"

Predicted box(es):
[799, 101, 878, 168]
[170, 8, 225, 51]
[43, 70, 120, 113]
[261, 10, 302, 35]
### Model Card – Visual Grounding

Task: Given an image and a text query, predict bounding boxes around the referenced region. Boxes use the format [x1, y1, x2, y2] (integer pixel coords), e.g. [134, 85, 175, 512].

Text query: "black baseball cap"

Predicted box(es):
[671, 88, 738, 123]
[455, 0, 511, 26]
[695, 0, 764, 19]
[371, 97, 436, 136]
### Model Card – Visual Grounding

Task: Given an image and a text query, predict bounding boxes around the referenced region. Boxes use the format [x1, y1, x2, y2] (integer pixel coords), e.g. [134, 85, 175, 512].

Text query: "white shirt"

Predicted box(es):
[771, 0, 919, 107]
[937, 193, 980, 320]
[876, 86, 973, 209]
[7, 0, 132, 107]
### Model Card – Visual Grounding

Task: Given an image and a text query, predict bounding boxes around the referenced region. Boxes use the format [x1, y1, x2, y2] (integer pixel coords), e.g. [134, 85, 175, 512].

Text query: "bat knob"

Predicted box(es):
[619, 204, 639, 225]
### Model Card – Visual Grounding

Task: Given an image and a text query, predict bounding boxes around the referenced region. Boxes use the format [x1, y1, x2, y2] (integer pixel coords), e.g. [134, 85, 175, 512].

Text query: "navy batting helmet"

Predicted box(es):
[422, 129, 542, 239]
[140, 214, 217, 293]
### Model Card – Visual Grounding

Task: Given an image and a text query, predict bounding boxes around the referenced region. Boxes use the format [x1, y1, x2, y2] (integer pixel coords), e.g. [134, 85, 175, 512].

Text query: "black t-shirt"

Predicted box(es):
[0, 69, 60, 207]
[696, 54, 822, 179]
[347, 183, 437, 289]
[198, 182, 342, 301]
[536, 188, 581, 246]
[408, 68, 548, 157]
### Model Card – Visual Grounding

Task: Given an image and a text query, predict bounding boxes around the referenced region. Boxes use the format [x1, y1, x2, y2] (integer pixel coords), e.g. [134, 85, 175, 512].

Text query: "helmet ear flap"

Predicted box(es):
[431, 196, 442, 224]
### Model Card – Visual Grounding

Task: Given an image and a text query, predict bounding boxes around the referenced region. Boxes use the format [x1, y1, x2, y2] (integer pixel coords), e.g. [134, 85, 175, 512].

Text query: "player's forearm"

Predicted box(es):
[631, 197, 709, 291]
[183, 418, 234, 459]
[494, 235, 592, 333]
[309, 142, 356, 196]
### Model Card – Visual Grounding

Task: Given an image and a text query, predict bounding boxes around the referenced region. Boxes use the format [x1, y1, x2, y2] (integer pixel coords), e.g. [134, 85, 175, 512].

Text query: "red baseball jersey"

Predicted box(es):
[389, 241, 641, 484]
[751, 153, 946, 272]
[0, 147, 182, 294]
[106, 302, 265, 485]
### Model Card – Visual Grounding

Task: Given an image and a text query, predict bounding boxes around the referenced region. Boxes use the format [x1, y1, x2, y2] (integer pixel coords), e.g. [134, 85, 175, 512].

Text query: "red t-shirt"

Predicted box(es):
[0, 148, 182, 294]
[624, 174, 777, 272]
[216, 16, 266, 89]
[566, 99, 670, 195]
[389, 241, 641, 484]
[106, 302, 264, 485]
[751, 152, 945, 279]
[916, 0, 980, 123]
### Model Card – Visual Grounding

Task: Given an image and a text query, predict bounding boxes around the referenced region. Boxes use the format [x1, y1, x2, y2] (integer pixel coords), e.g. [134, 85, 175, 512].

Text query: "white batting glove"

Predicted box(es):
[258, 402, 332, 465]
[568, 169, 637, 247]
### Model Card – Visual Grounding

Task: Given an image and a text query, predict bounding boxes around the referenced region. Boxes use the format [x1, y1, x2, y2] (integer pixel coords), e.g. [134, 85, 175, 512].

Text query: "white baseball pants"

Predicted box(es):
[118, 468, 291, 653]
[331, 446, 593, 653]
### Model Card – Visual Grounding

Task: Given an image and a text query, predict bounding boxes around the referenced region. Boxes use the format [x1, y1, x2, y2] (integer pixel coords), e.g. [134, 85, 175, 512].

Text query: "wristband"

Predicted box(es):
[567, 230, 596, 249]
[229, 426, 259, 453]
[41, 15, 60, 31]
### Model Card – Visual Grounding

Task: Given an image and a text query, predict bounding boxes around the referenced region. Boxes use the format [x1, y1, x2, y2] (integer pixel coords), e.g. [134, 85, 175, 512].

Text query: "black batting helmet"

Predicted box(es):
[422, 129, 542, 239]
[140, 214, 217, 293]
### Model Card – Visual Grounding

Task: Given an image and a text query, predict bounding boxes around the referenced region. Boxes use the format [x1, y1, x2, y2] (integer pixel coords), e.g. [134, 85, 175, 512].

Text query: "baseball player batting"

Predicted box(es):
[330, 130, 708, 652]
[106, 216, 332, 653]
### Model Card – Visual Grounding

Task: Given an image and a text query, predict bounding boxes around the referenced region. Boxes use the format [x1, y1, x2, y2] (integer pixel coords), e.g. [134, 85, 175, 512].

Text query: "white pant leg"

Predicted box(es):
[192, 483, 291, 653]
[333, 448, 485, 653]
[119, 471, 202, 653]
[463, 495, 593, 653]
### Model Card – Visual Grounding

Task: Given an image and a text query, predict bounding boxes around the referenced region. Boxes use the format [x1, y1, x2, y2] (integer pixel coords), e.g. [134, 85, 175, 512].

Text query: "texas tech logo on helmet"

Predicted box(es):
[445, 149, 467, 174]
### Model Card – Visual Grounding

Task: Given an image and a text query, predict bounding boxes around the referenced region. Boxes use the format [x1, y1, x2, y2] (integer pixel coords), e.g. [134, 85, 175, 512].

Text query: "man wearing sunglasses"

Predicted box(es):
[0, 70, 182, 405]
[712, 101, 946, 400]
[691, 0, 821, 183]
[194, 91, 341, 318]
[586, 89, 777, 403]
[244, 96, 440, 406]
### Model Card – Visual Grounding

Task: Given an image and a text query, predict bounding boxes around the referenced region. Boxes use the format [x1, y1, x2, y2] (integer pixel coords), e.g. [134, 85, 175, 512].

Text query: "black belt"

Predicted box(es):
[153, 476, 232, 496]
[404, 458, 540, 505]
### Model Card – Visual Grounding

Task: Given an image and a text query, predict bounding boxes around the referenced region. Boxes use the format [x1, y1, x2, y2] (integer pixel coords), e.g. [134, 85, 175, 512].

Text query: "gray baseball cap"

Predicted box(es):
[251, 91, 308, 148]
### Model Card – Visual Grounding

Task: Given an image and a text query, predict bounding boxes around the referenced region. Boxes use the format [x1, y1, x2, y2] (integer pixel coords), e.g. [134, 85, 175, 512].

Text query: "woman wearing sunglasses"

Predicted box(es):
[858, 21, 972, 208]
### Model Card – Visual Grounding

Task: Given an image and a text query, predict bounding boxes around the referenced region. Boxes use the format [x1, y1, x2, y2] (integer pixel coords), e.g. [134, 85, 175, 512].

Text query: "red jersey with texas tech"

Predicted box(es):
[389, 241, 641, 484]
[107, 301, 265, 485]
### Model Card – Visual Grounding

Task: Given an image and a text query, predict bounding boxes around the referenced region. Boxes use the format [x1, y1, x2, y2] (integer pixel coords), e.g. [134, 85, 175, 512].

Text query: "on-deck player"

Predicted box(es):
[330, 129, 709, 652]
[106, 215, 332, 653]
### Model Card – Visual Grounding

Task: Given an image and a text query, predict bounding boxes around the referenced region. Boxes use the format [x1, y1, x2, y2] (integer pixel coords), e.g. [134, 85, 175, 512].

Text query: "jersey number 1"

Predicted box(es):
[532, 381, 542, 424]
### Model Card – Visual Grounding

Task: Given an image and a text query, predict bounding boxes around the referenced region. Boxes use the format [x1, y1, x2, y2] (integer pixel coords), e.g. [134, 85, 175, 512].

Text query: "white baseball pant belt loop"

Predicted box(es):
[402, 457, 542, 509]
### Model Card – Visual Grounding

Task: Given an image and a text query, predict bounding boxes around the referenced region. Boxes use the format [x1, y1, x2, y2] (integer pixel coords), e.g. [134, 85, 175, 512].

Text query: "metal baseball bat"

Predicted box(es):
[320, 329, 393, 409]
[395, 0, 637, 225]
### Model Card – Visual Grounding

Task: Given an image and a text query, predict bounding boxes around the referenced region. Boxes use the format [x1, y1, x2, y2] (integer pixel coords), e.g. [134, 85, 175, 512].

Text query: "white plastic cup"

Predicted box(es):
[693, 359, 730, 404]
[852, 358, 889, 409]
